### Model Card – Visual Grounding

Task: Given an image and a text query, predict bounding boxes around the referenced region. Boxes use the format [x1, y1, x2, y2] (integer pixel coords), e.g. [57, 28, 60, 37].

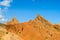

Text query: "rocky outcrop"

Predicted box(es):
[5, 14, 60, 40]
[0, 25, 23, 40]
[0, 14, 60, 40]
[6, 17, 19, 25]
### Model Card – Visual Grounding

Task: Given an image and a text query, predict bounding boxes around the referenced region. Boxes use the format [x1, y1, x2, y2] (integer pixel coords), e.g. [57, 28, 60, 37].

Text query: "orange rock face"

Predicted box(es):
[6, 14, 60, 40]
[6, 17, 19, 25]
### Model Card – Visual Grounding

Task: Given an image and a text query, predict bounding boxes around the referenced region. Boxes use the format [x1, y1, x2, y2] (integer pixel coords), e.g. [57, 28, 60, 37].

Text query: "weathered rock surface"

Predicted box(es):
[0, 24, 23, 40]
[0, 14, 60, 40]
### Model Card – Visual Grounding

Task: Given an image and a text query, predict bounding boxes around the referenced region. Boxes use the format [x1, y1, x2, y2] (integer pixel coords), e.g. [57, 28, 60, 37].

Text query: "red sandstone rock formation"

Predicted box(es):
[6, 17, 19, 25]
[6, 14, 60, 40]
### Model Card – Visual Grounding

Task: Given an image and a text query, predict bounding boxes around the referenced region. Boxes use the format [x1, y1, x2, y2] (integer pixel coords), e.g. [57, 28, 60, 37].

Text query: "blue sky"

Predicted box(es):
[0, 0, 60, 24]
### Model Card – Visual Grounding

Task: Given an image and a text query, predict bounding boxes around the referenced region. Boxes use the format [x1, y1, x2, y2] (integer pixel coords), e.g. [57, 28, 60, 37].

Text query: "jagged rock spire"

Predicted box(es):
[34, 14, 47, 22]
[6, 17, 19, 25]
[12, 17, 19, 23]
[34, 14, 52, 26]
[36, 14, 44, 20]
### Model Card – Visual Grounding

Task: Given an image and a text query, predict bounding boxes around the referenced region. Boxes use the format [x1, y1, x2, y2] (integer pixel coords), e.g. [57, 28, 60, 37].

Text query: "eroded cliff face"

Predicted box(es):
[0, 14, 60, 40]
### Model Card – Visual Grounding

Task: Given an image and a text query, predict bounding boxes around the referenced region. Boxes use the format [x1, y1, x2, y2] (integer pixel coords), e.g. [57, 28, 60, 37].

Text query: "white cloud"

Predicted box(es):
[0, 14, 3, 18]
[0, 8, 7, 24]
[0, 17, 8, 23]
[0, 0, 12, 7]
[0, 14, 8, 23]
[0, 0, 12, 23]
[0, 1, 10, 7]
[1, 18, 7, 21]
[0, 8, 3, 19]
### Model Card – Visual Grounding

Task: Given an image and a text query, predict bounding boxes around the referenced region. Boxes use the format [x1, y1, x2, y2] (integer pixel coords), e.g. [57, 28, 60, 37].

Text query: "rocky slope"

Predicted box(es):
[0, 14, 60, 40]
[0, 24, 23, 40]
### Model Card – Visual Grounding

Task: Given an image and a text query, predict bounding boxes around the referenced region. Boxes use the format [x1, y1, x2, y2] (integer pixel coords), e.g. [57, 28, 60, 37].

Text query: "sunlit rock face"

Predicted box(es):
[6, 17, 19, 25]
[0, 14, 60, 40]
[2, 32, 23, 40]
[0, 24, 23, 40]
